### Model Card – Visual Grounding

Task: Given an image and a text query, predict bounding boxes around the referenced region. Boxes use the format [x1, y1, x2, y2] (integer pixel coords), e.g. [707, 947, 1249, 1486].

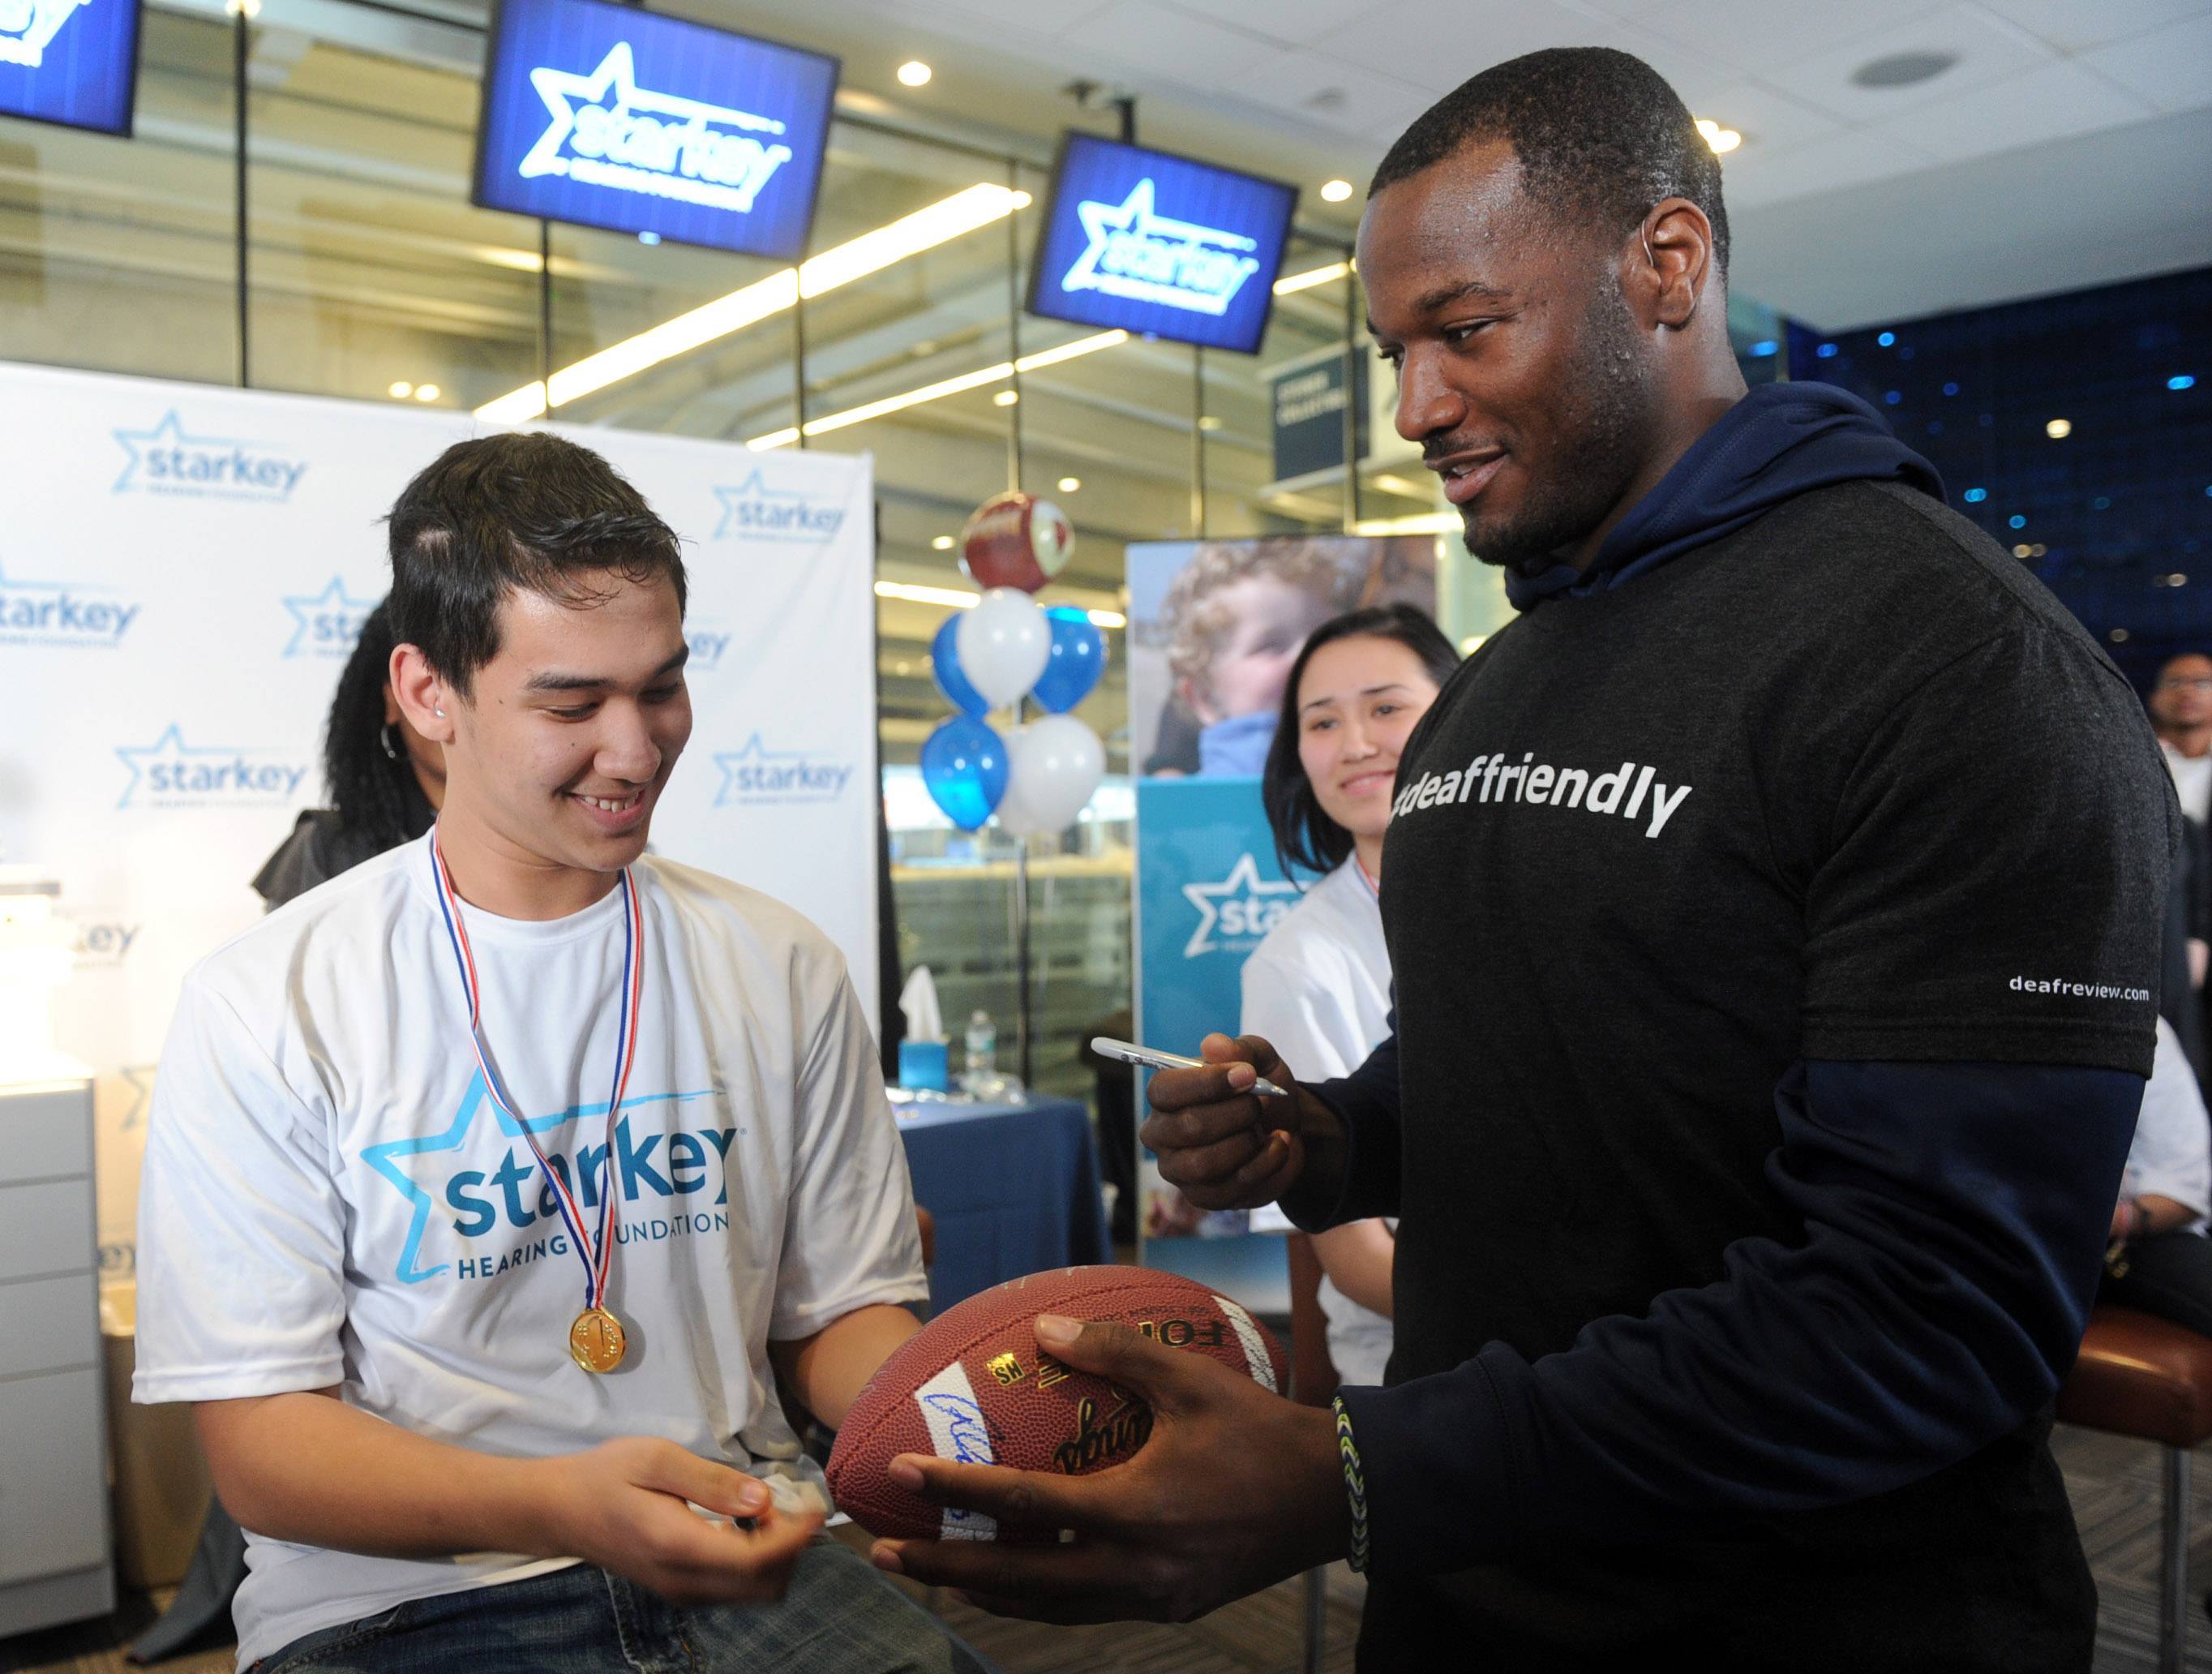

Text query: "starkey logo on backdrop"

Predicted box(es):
[281, 575, 379, 658]
[112, 411, 309, 503]
[712, 470, 845, 543]
[362, 1076, 730, 1284]
[1062, 179, 1262, 319]
[1181, 852, 1297, 958]
[521, 41, 791, 216]
[115, 724, 309, 809]
[0, 0, 89, 67]
[0, 559, 140, 650]
[713, 732, 855, 806]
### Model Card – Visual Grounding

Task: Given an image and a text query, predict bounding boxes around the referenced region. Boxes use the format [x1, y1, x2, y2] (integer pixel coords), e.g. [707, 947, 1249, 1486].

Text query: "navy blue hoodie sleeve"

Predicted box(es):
[1289, 1027, 1403, 1228]
[1335, 1056, 2139, 1573]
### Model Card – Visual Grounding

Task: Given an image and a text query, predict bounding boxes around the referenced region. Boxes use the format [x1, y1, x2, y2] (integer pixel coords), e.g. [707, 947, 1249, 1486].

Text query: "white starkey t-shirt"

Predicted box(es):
[133, 831, 926, 1669]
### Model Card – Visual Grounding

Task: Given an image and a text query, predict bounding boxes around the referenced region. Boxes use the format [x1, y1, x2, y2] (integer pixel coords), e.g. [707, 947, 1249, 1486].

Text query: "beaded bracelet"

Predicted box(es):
[1331, 1394, 1370, 1573]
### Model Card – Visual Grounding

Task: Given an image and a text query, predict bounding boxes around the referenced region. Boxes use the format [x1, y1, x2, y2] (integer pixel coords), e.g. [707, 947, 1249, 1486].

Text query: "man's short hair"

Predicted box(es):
[386, 431, 687, 698]
[1370, 46, 1730, 282]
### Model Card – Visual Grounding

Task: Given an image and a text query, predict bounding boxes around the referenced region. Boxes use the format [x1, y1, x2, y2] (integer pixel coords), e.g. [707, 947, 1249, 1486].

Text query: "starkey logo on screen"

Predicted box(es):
[0, 0, 89, 67]
[713, 732, 855, 806]
[115, 724, 310, 809]
[1061, 178, 1262, 320]
[712, 470, 845, 543]
[112, 411, 309, 503]
[1180, 852, 1297, 958]
[281, 575, 379, 658]
[0, 559, 140, 650]
[521, 41, 791, 216]
[361, 1079, 729, 1284]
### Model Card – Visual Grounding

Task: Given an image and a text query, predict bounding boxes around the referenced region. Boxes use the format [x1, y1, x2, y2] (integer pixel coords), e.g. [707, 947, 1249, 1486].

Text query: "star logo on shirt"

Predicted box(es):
[1181, 852, 1298, 958]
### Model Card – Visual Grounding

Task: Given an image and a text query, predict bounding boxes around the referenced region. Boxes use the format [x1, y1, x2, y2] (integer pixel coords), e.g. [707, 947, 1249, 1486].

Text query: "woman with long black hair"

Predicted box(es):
[253, 601, 444, 908]
[1246, 603, 1459, 1386]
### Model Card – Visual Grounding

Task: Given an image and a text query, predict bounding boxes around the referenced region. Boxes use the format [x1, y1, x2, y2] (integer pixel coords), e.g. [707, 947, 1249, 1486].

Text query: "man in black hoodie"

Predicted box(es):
[869, 49, 2173, 1670]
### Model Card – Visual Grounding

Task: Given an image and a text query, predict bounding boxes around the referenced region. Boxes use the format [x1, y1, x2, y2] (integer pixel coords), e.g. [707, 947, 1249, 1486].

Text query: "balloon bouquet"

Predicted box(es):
[920, 491, 1108, 836]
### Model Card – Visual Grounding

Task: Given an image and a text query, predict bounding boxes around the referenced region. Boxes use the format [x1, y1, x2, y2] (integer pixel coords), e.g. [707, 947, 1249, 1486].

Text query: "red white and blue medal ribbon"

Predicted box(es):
[430, 834, 642, 1367]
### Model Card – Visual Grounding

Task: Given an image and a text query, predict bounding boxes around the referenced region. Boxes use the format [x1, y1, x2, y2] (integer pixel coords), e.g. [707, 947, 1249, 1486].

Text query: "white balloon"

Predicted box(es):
[954, 587, 1051, 708]
[998, 715, 1106, 835]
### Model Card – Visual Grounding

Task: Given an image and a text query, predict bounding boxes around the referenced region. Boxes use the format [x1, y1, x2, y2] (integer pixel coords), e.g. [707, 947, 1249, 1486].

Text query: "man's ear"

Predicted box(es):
[389, 643, 456, 744]
[1631, 197, 1714, 332]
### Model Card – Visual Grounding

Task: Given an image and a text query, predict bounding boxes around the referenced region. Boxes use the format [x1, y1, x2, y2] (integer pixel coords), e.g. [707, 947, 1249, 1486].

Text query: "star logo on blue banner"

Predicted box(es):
[360, 1075, 721, 1283]
[1064, 179, 1262, 319]
[712, 469, 846, 543]
[0, 0, 90, 69]
[1180, 852, 1298, 958]
[714, 732, 856, 807]
[111, 410, 309, 501]
[519, 41, 793, 216]
[281, 575, 380, 658]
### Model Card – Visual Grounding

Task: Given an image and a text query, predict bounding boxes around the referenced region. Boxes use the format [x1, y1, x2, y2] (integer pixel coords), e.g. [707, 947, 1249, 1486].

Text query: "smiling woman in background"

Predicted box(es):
[1246, 604, 1460, 1386]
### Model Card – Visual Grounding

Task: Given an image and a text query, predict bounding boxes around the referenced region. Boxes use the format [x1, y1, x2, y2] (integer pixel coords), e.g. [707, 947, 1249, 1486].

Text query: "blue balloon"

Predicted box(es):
[920, 716, 1007, 831]
[931, 615, 989, 718]
[1032, 606, 1107, 714]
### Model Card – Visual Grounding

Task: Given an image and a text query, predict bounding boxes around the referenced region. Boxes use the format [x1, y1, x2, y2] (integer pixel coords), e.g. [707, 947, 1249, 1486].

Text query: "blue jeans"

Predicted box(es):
[251, 1541, 996, 1674]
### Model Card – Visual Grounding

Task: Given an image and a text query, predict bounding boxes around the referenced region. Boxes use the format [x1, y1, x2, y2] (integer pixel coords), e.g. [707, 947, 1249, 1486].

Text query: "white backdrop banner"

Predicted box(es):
[0, 361, 881, 1281]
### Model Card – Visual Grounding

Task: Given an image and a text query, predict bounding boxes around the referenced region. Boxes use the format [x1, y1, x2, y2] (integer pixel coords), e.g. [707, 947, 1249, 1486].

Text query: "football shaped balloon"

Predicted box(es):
[960, 492, 1073, 594]
[826, 1265, 1285, 1542]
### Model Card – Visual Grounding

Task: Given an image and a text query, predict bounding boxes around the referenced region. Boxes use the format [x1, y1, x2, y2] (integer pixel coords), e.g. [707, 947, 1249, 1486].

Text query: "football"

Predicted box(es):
[826, 1265, 1287, 1541]
[958, 491, 1074, 594]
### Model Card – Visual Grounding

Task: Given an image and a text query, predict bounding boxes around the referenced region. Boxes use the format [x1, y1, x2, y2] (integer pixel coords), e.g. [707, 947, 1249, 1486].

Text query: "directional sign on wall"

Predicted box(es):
[1027, 132, 1299, 355]
[472, 0, 839, 258]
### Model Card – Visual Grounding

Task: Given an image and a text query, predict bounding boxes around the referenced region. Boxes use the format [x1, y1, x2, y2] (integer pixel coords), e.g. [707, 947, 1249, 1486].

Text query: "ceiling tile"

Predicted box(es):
[1314, 0, 1619, 93]
[1975, 0, 2211, 55]
[1057, 0, 1281, 86]
[1760, 5, 2056, 118]
[1222, 47, 1438, 140]
[2082, 11, 2212, 112]
[1167, 0, 1384, 48]
[1718, 126, 1935, 210]
[1627, 0, 1931, 75]
[1880, 58, 2156, 161]
[1692, 80, 1843, 153]
[911, 0, 1115, 40]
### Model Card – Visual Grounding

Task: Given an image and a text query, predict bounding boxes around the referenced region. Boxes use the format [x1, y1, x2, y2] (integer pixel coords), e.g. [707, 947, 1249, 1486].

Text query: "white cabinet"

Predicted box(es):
[0, 1075, 113, 1638]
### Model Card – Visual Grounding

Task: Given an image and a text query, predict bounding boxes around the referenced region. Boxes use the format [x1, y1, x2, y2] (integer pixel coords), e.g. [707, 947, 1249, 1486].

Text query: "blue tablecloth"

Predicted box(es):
[896, 1092, 1110, 1315]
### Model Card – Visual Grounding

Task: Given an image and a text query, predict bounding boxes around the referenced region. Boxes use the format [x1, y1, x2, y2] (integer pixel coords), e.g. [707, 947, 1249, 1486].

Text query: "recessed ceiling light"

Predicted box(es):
[414, 384, 441, 402]
[1197, 414, 1223, 431]
[931, 534, 955, 550]
[637, 231, 661, 246]
[1057, 476, 1081, 492]
[898, 60, 932, 88]
[388, 380, 414, 399]
[1694, 118, 1741, 155]
[992, 389, 1019, 407]
[1319, 178, 1354, 204]
[2046, 418, 2073, 439]
[1851, 51, 1958, 89]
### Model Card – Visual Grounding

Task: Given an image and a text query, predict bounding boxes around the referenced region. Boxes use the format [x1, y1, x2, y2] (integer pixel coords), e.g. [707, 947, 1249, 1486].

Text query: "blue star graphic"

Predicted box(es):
[112, 410, 246, 494]
[520, 41, 785, 184]
[1062, 179, 1260, 317]
[115, 1065, 156, 1133]
[1180, 852, 1297, 958]
[281, 575, 380, 658]
[714, 732, 804, 807]
[114, 723, 241, 809]
[0, 0, 91, 71]
[361, 1071, 718, 1285]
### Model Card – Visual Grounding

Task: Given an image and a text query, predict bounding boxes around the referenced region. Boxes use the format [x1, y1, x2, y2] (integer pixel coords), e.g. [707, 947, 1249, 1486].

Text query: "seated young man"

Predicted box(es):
[134, 432, 985, 1674]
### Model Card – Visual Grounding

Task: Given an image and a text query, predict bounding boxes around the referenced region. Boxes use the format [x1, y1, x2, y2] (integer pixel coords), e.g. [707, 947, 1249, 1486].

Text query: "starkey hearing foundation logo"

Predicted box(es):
[0, 0, 89, 68]
[281, 575, 379, 658]
[521, 41, 791, 216]
[713, 732, 855, 806]
[115, 724, 309, 809]
[712, 470, 846, 543]
[0, 558, 139, 650]
[360, 1075, 726, 1284]
[1061, 179, 1262, 318]
[1180, 852, 1297, 958]
[112, 410, 309, 502]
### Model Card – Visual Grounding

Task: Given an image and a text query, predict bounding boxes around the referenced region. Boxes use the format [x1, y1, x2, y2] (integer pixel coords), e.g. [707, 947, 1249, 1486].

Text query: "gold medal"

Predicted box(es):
[569, 1305, 627, 1373]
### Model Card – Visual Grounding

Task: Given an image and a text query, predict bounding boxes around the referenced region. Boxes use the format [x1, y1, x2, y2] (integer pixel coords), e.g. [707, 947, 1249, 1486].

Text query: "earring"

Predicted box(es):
[435, 707, 445, 718]
[381, 723, 401, 762]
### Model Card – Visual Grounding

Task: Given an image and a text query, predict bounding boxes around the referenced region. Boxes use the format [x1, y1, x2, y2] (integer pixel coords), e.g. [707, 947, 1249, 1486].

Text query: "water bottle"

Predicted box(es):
[963, 1008, 997, 1088]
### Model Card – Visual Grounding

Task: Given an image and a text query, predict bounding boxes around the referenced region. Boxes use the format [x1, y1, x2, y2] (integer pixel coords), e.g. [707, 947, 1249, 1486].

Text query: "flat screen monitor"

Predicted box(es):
[1026, 132, 1300, 355]
[473, 0, 838, 260]
[0, 0, 143, 136]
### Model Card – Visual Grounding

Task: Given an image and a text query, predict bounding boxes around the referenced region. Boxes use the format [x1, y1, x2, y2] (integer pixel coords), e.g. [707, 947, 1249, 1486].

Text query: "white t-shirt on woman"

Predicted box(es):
[134, 831, 926, 1669]
[1240, 856, 1396, 1387]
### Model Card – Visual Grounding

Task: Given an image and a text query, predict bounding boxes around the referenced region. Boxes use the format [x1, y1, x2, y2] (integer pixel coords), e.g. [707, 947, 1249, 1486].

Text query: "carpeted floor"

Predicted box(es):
[7, 1428, 2209, 1674]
